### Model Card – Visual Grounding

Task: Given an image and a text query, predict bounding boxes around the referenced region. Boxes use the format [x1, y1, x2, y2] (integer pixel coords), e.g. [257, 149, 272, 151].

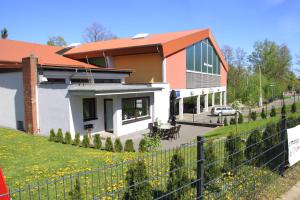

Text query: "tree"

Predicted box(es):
[83, 22, 116, 42]
[124, 139, 135, 152]
[281, 103, 286, 116]
[291, 102, 297, 113]
[1, 28, 8, 39]
[114, 138, 123, 152]
[261, 108, 266, 119]
[238, 113, 244, 124]
[47, 36, 67, 46]
[123, 161, 152, 200]
[56, 128, 64, 143]
[245, 130, 263, 166]
[270, 107, 276, 117]
[221, 45, 234, 66]
[93, 134, 102, 149]
[65, 131, 72, 144]
[224, 132, 244, 173]
[49, 129, 56, 142]
[82, 134, 90, 148]
[74, 132, 81, 146]
[105, 137, 114, 151]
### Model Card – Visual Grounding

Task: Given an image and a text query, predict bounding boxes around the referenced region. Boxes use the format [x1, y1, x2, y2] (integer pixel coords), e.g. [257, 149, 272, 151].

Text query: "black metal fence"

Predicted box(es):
[1, 116, 300, 200]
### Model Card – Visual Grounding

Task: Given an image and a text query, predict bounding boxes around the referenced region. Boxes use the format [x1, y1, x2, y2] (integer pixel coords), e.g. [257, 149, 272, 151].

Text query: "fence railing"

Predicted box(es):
[1, 116, 300, 200]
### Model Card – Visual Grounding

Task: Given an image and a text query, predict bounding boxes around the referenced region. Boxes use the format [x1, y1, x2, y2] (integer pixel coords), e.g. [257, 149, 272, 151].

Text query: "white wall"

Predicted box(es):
[0, 72, 24, 129]
[152, 83, 170, 123]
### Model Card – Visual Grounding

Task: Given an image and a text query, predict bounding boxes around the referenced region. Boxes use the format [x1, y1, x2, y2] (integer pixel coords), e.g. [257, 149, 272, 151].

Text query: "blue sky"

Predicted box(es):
[1, 0, 299, 71]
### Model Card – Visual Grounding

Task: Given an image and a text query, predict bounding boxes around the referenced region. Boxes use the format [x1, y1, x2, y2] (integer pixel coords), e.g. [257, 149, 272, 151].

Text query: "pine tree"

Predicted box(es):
[224, 117, 228, 126]
[281, 103, 286, 116]
[123, 161, 152, 200]
[261, 108, 266, 119]
[56, 128, 64, 143]
[238, 113, 244, 124]
[291, 102, 297, 113]
[74, 132, 81, 146]
[105, 137, 114, 152]
[139, 139, 147, 152]
[224, 132, 244, 173]
[93, 134, 102, 149]
[49, 128, 56, 142]
[250, 111, 257, 121]
[124, 139, 135, 152]
[82, 134, 90, 148]
[270, 107, 276, 117]
[114, 138, 123, 152]
[245, 129, 263, 166]
[64, 131, 72, 144]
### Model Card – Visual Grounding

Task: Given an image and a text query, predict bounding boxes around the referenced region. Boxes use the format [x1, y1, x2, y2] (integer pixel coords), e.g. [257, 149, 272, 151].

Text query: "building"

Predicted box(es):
[0, 28, 228, 137]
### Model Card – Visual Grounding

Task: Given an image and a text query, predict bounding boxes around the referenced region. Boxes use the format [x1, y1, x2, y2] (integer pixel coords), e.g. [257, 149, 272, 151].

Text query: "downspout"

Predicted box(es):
[157, 45, 166, 83]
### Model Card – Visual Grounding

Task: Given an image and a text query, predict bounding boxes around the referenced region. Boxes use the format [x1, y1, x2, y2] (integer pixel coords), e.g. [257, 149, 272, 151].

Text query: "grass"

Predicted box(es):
[204, 112, 300, 139]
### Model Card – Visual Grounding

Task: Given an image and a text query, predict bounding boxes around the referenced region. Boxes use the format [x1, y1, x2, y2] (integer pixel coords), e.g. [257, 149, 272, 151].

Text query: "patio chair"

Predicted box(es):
[148, 123, 158, 137]
[170, 120, 177, 126]
[175, 125, 181, 139]
[168, 126, 176, 141]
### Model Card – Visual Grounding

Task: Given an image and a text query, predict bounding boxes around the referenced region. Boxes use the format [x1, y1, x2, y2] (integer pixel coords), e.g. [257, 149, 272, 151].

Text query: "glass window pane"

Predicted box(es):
[201, 42, 207, 73]
[122, 99, 135, 120]
[195, 43, 201, 72]
[186, 46, 194, 71]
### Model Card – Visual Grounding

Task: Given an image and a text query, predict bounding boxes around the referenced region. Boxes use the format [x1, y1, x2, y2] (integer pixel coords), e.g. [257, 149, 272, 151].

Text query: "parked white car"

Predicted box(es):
[211, 106, 238, 116]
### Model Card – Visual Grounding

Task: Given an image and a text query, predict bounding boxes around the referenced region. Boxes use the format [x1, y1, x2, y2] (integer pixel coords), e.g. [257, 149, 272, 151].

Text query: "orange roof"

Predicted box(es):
[64, 29, 229, 71]
[0, 39, 98, 69]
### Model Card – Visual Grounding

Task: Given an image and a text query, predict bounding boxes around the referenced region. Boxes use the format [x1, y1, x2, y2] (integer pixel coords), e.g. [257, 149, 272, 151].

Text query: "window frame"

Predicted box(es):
[82, 98, 97, 122]
[122, 96, 151, 124]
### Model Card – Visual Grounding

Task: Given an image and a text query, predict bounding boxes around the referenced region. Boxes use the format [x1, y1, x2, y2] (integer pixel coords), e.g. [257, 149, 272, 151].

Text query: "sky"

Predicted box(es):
[1, 0, 299, 72]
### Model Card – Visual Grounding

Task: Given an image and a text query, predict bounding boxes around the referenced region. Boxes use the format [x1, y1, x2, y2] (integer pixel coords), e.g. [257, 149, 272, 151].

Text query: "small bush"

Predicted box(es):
[224, 132, 244, 173]
[56, 128, 64, 143]
[224, 117, 228, 126]
[93, 134, 102, 149]
[69, 178, 83, 200]
[140, 134, 161, 151]
[205, 140, 221, 191]
[105, 137, 114, 152]
[281, 103, 286, 116]
[123, 161, 152, 200]
[261, 108, 266, 119]
[230, 118, 236, 125]
[291, 102, 297, 113]
[64, 131, 72, 144]
[245, 130, 263, 167]
[139, 139, 147, 152]
[114, 138, 123, 152]
[167, 152, 190, 199]
[74, 132, 80, 146]
[250, 111, 257, 121]
[270, 107, 276, 117]
[124, 139, 135, 152]
[238, 113, 244, 124]
[82, 134, 90, 148]
[49, 128, 56, 142]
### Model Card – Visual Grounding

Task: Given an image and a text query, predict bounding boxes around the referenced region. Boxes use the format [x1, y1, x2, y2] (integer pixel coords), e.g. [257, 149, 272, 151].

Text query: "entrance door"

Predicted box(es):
[104, 99, 113, 132]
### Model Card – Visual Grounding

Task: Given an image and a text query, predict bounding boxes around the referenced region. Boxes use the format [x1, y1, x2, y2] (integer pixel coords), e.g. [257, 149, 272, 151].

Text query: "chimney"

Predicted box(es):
[22, 54, 38, 134]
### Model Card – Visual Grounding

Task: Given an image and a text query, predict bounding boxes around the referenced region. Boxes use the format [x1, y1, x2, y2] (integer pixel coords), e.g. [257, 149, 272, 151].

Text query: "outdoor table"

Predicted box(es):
[158, 124, 174, 130]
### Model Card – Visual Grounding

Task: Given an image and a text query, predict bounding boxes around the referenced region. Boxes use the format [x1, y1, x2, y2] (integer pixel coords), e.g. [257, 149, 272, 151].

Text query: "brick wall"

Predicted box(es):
[22, 55, 38, 134]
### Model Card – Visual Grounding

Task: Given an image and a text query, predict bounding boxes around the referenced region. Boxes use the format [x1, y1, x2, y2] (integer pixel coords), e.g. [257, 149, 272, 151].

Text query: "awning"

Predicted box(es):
[68, 83, 162, 96]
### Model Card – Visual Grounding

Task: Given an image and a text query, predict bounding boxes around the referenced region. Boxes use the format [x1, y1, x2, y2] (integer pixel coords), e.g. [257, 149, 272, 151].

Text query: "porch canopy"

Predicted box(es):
[68, 83, 163, 96]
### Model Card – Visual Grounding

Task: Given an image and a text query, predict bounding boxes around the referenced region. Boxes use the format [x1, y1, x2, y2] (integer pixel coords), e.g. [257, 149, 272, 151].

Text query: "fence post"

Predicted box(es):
[280, 115, 287, 175]
[197, 136, 205, 200]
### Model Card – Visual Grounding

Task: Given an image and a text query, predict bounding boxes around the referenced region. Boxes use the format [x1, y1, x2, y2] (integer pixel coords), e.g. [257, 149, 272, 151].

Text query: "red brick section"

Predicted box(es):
[22, 55, 38, 134]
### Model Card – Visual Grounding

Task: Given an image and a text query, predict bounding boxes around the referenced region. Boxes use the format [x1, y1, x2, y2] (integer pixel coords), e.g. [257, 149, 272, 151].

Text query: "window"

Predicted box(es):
[45, 78, 66, 84]
[94, 79, 121, 83]
[186, 46, 194, 71]
[195, 43, 201, 72]
[71, 78, 89, 84]
[83, 98, 97, 121]
[201, 42, 208, 73]
[122, 97, 150, 123]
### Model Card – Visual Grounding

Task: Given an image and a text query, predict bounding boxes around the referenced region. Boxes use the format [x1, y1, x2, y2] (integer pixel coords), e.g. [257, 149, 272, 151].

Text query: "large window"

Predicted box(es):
[186, 38, 221, 75]
[83, 98, 97, 121]
[122, 97, 150, 123]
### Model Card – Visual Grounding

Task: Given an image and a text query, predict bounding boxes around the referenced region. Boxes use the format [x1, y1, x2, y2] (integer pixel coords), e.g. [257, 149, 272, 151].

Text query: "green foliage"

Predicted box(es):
[238, 113, 244, 124]
[56, 128, 64, 143]
[251, 111, 257, 121]
[93, 134, 102, 149]
[230, 118, 236, 125]
[64, 131, 72, 144]
[124, 139, 135, 152]
[167, 152, 190, 199]
[262, 123, 280, 170]
[82, 134, 90, 148]
[281, 103, 287, 116]
[114, 138, 123, 152]
[245, 130, 263, 166]
[261, 108, 267, 119]
[270, 107, 276, 117]
[123, 161, 152, 200]
[105, 137, 114, 152]
[204, 140, 221, 191]
[69, 178, 83, 200]
[47, 36, 67, 46]
[139, 139, 147, 152]
[140, 134, 161, 152]
[74, 132, 80, 146]
[224, 117, 228, 126]
[291, 102, 297, 113]
[49, 129, 56, 142]
[224, 132, 244, 173]
[1, 28, 8, 39]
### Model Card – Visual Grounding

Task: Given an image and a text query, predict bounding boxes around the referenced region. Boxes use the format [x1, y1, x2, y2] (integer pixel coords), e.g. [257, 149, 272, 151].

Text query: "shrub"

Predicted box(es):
[123, 161, 152, 200]
[49, 128, 56, 142]
[69, 178, 83, 200]
[224, 117, 228, 126]
[245, 129, 263, 167]
[140, 134, 161, 152]
[167, 152, 190, 199]
[74, 132, 80, 146]
[204, 140, 221, 191]
[82, 134, 90, 148]
[250, 111, 257, 121]
[262, 123, 280, 170]
[124, 139, 135, 152]
[114, 138, 123, 152]
[270, 107, 276, 117]
[291, 102, 297, 113]
[93, 134, 102, 149]
[105, 137, 114, 152]
[281, 103, 286, 116]
[139, 139, 147, 152]
[230, 118, 236, 125]
[64, 131, 72, 144]
[238, 113, 244, 124]
[224, 132, 244, 173]
[56, 128, 64, 143]
[261, 108, 266, 119]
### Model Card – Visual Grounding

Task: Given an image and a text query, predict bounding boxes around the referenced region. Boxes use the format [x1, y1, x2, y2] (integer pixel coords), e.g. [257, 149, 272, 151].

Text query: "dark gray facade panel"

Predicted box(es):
[186, 72, 220, 89]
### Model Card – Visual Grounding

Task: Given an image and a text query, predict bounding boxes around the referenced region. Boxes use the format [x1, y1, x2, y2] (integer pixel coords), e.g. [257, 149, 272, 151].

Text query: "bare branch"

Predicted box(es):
[83, 22, 116, 43]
